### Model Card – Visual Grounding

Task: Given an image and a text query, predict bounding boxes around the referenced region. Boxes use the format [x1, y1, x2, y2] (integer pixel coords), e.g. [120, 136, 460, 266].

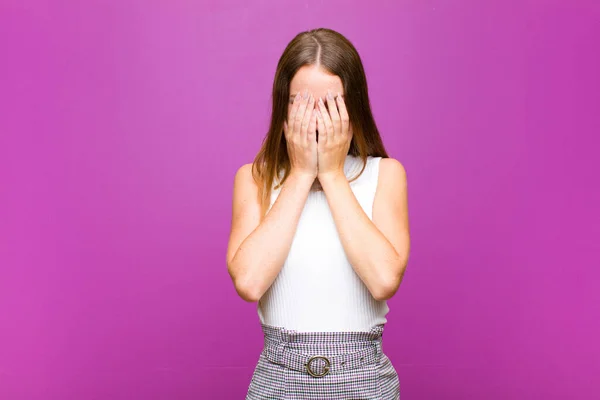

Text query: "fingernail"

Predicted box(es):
[327, 89, 333, 99]
[303, 90, 309, 99]
[295, 92, 301, 100]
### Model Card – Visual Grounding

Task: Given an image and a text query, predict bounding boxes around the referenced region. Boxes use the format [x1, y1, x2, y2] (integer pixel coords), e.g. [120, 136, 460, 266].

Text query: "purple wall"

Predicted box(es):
[1, 1, 599, 399]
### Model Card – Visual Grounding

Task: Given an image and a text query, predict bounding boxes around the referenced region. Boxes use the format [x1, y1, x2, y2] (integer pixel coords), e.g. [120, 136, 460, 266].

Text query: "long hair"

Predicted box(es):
[253, 28, 389, 219]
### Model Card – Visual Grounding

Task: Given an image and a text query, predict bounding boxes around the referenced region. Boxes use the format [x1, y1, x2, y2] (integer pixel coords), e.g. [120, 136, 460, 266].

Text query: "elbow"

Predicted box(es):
[373, 262, 407, 301]
[228, 264, 262, 303]
[373, 284, 398, 302]
[234, 277, 262, 303]
[236, 283, 262, 303]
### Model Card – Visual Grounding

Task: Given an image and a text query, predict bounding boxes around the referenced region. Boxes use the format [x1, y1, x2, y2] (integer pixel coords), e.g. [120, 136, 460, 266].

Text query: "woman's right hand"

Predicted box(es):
[284, 89, 318, 179]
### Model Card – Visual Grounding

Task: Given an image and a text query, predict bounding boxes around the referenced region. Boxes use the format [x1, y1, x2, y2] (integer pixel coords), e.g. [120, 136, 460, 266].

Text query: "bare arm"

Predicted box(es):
[319, 158, 410, 301]
[314, 92, 410, 301]
[226, 164, 315, 302]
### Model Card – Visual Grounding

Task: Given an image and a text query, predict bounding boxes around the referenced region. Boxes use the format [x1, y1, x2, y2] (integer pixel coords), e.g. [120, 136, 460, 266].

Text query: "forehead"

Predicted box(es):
[289, 65, 343, 94]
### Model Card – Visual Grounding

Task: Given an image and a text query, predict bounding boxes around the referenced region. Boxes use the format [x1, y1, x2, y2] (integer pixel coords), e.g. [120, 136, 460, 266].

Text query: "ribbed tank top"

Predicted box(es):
[257, 154, 390, 332]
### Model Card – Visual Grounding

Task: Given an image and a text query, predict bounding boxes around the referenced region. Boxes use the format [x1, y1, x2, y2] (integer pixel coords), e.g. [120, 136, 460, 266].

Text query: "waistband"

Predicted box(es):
[260, 323, 385, 343]
[259, 323, 385, 377]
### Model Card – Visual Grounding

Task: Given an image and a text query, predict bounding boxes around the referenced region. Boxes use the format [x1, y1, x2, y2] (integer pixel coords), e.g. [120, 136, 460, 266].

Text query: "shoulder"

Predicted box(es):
[233, 163, 260, 194]
[377, 157, 407, 187]
[373, 157, 409, 223]
[235, 162, 254, 179]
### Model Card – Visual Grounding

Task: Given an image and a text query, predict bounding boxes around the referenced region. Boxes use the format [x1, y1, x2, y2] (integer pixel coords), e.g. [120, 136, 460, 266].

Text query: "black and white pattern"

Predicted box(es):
[246, 323, 400, 399]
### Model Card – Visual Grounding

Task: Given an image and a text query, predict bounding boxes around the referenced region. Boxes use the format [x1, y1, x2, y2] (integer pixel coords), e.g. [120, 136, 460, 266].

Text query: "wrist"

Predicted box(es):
[318, 171, 347, 187]
[289, 170, 317, 185]
[317, 169, 345, 182]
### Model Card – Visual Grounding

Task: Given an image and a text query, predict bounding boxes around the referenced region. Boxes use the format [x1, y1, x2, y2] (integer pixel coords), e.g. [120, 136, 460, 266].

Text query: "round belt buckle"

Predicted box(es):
[306, 355, 331, 377]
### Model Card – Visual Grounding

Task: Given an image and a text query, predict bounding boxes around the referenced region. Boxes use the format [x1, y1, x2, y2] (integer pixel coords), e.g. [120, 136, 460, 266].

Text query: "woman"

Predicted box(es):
[226, 28, 410, 400]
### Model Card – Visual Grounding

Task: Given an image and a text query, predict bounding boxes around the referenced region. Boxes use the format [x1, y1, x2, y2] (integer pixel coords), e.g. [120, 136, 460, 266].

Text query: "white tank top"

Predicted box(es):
[257, 154, 390, 332]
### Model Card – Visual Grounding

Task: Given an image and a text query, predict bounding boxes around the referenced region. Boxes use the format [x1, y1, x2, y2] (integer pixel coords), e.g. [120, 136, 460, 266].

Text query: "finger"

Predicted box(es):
[294, 89, 310, 135]
[335, 92, 349, 136]
[308, 109, 317, 144]
[316, 109, 326, 145]
[325, 90, 341, 137]
[301, 94, 315, 141]
[287, 92, 302, 137]
[317, 96, 334, 139]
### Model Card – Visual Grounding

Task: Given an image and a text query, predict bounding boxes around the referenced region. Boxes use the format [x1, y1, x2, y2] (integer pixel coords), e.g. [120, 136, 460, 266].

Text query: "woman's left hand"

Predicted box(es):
[316, 90, 353, 180]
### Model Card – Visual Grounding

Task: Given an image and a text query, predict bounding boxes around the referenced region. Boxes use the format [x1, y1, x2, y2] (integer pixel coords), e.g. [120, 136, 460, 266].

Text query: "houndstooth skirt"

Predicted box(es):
[245, 323, 400, 400]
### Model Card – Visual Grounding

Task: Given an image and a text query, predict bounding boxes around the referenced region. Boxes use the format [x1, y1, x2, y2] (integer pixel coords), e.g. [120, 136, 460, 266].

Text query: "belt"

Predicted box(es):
[262, 339, 382, 378]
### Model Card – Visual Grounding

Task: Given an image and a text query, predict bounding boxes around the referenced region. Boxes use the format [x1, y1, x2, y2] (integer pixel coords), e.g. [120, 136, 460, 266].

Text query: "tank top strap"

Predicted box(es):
[363, 156, 382, 220]
[366, 156, 382, 196]
[343, 155, 383, 220]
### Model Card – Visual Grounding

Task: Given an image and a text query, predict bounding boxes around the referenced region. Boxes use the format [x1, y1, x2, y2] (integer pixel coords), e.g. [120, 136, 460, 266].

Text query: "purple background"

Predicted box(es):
[1, 0, 599, 399]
